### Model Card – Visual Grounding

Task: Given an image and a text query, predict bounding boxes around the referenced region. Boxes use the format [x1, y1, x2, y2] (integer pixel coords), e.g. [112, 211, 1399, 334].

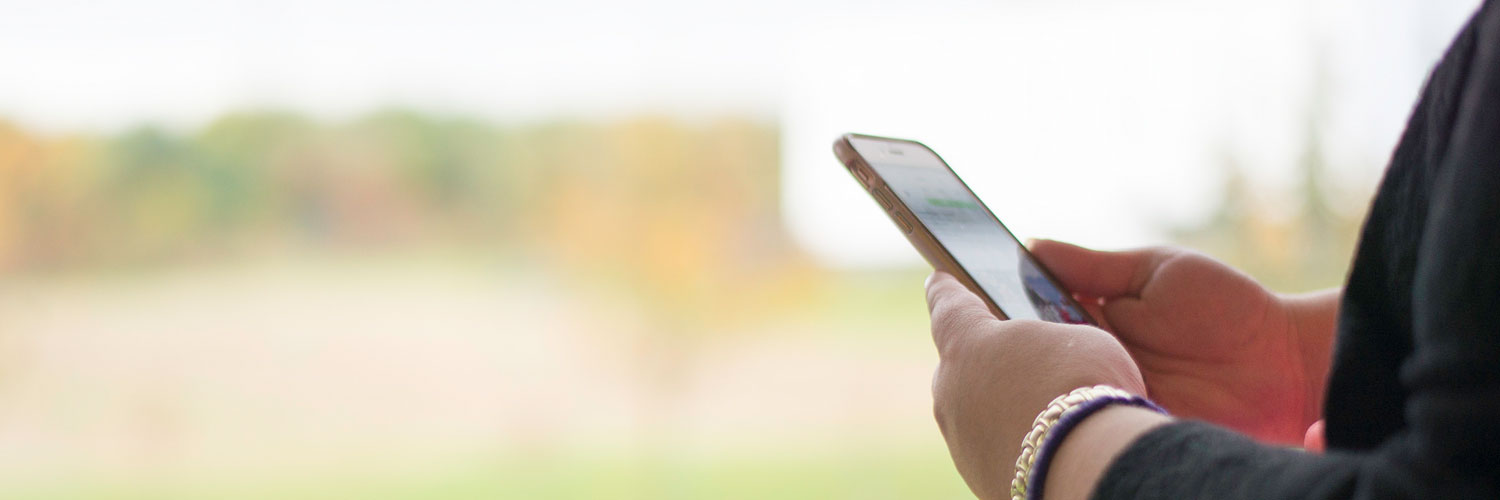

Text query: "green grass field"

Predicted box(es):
[5, 447, 973, 499]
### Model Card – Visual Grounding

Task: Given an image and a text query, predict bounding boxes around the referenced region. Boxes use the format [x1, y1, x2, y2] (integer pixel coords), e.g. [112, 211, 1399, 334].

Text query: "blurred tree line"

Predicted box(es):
[0, 111, 499, 271]
[0, 113, 800, 277]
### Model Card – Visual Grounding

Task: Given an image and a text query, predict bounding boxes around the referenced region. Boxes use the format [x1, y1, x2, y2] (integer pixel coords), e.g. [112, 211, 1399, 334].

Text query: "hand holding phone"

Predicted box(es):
[835, 134, 1161, 499]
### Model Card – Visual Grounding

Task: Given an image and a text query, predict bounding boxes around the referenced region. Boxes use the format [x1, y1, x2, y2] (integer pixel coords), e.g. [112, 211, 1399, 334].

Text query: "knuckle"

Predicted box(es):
[932, 401, 950, 436]
[930, 368, 953, 436]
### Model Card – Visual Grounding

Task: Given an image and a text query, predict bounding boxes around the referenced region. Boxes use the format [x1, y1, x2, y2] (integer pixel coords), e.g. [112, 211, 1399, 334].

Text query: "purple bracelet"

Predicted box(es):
[1025, 394, 1167, 500]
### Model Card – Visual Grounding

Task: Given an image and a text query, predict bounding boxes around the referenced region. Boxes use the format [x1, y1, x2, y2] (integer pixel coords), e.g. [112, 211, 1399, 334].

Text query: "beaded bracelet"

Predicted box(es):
[1009, 385, 1167, 500]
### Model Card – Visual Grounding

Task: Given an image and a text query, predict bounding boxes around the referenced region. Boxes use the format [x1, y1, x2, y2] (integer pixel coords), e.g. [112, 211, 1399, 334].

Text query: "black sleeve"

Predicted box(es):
[1091, 421, 1359, 499]
[1090, 2, 1500, 498]
[1091, 420, 1494, 499]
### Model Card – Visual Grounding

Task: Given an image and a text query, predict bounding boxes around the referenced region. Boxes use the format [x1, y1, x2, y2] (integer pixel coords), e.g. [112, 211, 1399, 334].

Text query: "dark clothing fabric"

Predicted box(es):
[1093, 2, 1500, 499]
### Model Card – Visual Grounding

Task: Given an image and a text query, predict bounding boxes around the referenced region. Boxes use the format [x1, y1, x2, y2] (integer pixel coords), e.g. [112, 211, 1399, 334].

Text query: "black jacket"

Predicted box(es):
[1093, 2, 1500, 498]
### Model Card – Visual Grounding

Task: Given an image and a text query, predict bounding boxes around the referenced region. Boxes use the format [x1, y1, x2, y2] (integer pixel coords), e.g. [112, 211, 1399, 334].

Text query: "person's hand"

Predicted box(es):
[1029, 240, 1335, 444]
[925, 271, 1147, 500]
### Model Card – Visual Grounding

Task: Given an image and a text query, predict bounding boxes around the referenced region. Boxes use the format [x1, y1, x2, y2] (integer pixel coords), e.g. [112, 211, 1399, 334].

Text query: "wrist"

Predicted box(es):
[1281, 288, 1340, 425]
[1042, 406, 1173, 500]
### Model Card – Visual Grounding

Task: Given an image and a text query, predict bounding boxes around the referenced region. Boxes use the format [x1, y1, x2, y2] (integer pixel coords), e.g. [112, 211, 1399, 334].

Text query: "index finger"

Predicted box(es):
[924, 271, 998, 355]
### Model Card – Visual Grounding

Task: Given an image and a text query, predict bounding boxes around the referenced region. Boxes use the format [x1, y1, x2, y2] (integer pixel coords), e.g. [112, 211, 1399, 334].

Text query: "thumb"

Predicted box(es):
[1027, 239, 1169, 298]
[1304, 420, 1326, 453]
[925, 271, 997, 355]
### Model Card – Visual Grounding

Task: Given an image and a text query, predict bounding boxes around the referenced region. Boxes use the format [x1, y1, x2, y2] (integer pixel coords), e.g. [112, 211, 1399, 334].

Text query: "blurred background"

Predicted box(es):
[0, 0, 1483, 498]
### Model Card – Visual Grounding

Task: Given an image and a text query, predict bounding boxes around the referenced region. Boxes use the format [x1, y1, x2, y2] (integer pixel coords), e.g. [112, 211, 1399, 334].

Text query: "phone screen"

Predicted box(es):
[851, 138, 1091, 324]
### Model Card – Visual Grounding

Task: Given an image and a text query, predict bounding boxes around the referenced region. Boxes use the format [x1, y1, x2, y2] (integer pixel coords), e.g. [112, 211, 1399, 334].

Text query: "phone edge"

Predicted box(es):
[831, 133, 1013, 321]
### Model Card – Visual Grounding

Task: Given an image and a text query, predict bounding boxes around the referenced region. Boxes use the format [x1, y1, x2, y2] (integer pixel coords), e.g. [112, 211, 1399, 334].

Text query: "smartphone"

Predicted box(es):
[832, 133, 1094, 324]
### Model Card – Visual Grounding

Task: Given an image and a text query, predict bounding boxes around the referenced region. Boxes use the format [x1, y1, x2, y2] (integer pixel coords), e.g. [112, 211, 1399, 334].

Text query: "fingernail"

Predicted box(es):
[925, 272, 937, 287]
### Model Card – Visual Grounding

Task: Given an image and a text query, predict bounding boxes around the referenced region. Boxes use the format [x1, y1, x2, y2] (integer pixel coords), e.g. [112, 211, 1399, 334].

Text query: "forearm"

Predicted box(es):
[1041, 406, 1173, 500]
[1281, 287, 1340, 425]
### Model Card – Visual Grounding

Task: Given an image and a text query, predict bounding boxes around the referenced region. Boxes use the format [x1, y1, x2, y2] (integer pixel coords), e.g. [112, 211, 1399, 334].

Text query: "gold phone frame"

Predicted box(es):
[831, 132, 1095, 324]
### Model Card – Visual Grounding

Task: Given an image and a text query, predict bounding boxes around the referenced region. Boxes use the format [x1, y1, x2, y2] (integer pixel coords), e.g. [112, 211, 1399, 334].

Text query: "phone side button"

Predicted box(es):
[874, 188, 896, 211]
[892, 212, 915, 234]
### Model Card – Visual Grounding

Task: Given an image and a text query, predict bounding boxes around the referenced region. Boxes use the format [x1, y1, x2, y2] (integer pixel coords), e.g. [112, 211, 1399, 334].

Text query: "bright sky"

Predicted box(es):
[783, 0, 1479, 265]
[0, 0, 1482, 267]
